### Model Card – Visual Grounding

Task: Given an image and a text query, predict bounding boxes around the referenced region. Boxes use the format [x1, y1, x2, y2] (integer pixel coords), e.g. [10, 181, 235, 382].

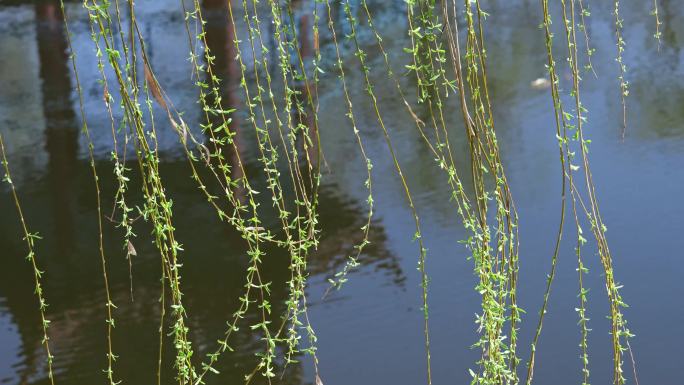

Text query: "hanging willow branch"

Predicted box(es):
[0, 133, 56, 385]
[0, 1, 650, 384]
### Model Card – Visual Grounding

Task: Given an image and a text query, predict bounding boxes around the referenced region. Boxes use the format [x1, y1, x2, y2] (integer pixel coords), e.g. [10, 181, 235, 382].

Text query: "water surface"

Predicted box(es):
[1, 1, 683, 384]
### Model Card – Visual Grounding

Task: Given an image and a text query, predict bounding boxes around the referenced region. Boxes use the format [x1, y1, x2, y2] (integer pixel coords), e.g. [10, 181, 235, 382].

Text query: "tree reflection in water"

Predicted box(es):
[0, 1, 403, 383]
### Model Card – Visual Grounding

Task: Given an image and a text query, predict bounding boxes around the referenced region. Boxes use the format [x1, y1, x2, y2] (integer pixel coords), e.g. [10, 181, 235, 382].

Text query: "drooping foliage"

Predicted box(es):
[0, 0, 662, 384]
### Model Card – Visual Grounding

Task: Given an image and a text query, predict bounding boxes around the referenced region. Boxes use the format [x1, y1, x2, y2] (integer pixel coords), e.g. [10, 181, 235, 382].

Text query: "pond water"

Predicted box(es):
[1, 1, 683, 384]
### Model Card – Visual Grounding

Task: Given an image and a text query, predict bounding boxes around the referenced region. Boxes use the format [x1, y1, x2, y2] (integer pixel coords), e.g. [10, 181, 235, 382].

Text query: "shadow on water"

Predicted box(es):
[1, 157, 398, 385]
